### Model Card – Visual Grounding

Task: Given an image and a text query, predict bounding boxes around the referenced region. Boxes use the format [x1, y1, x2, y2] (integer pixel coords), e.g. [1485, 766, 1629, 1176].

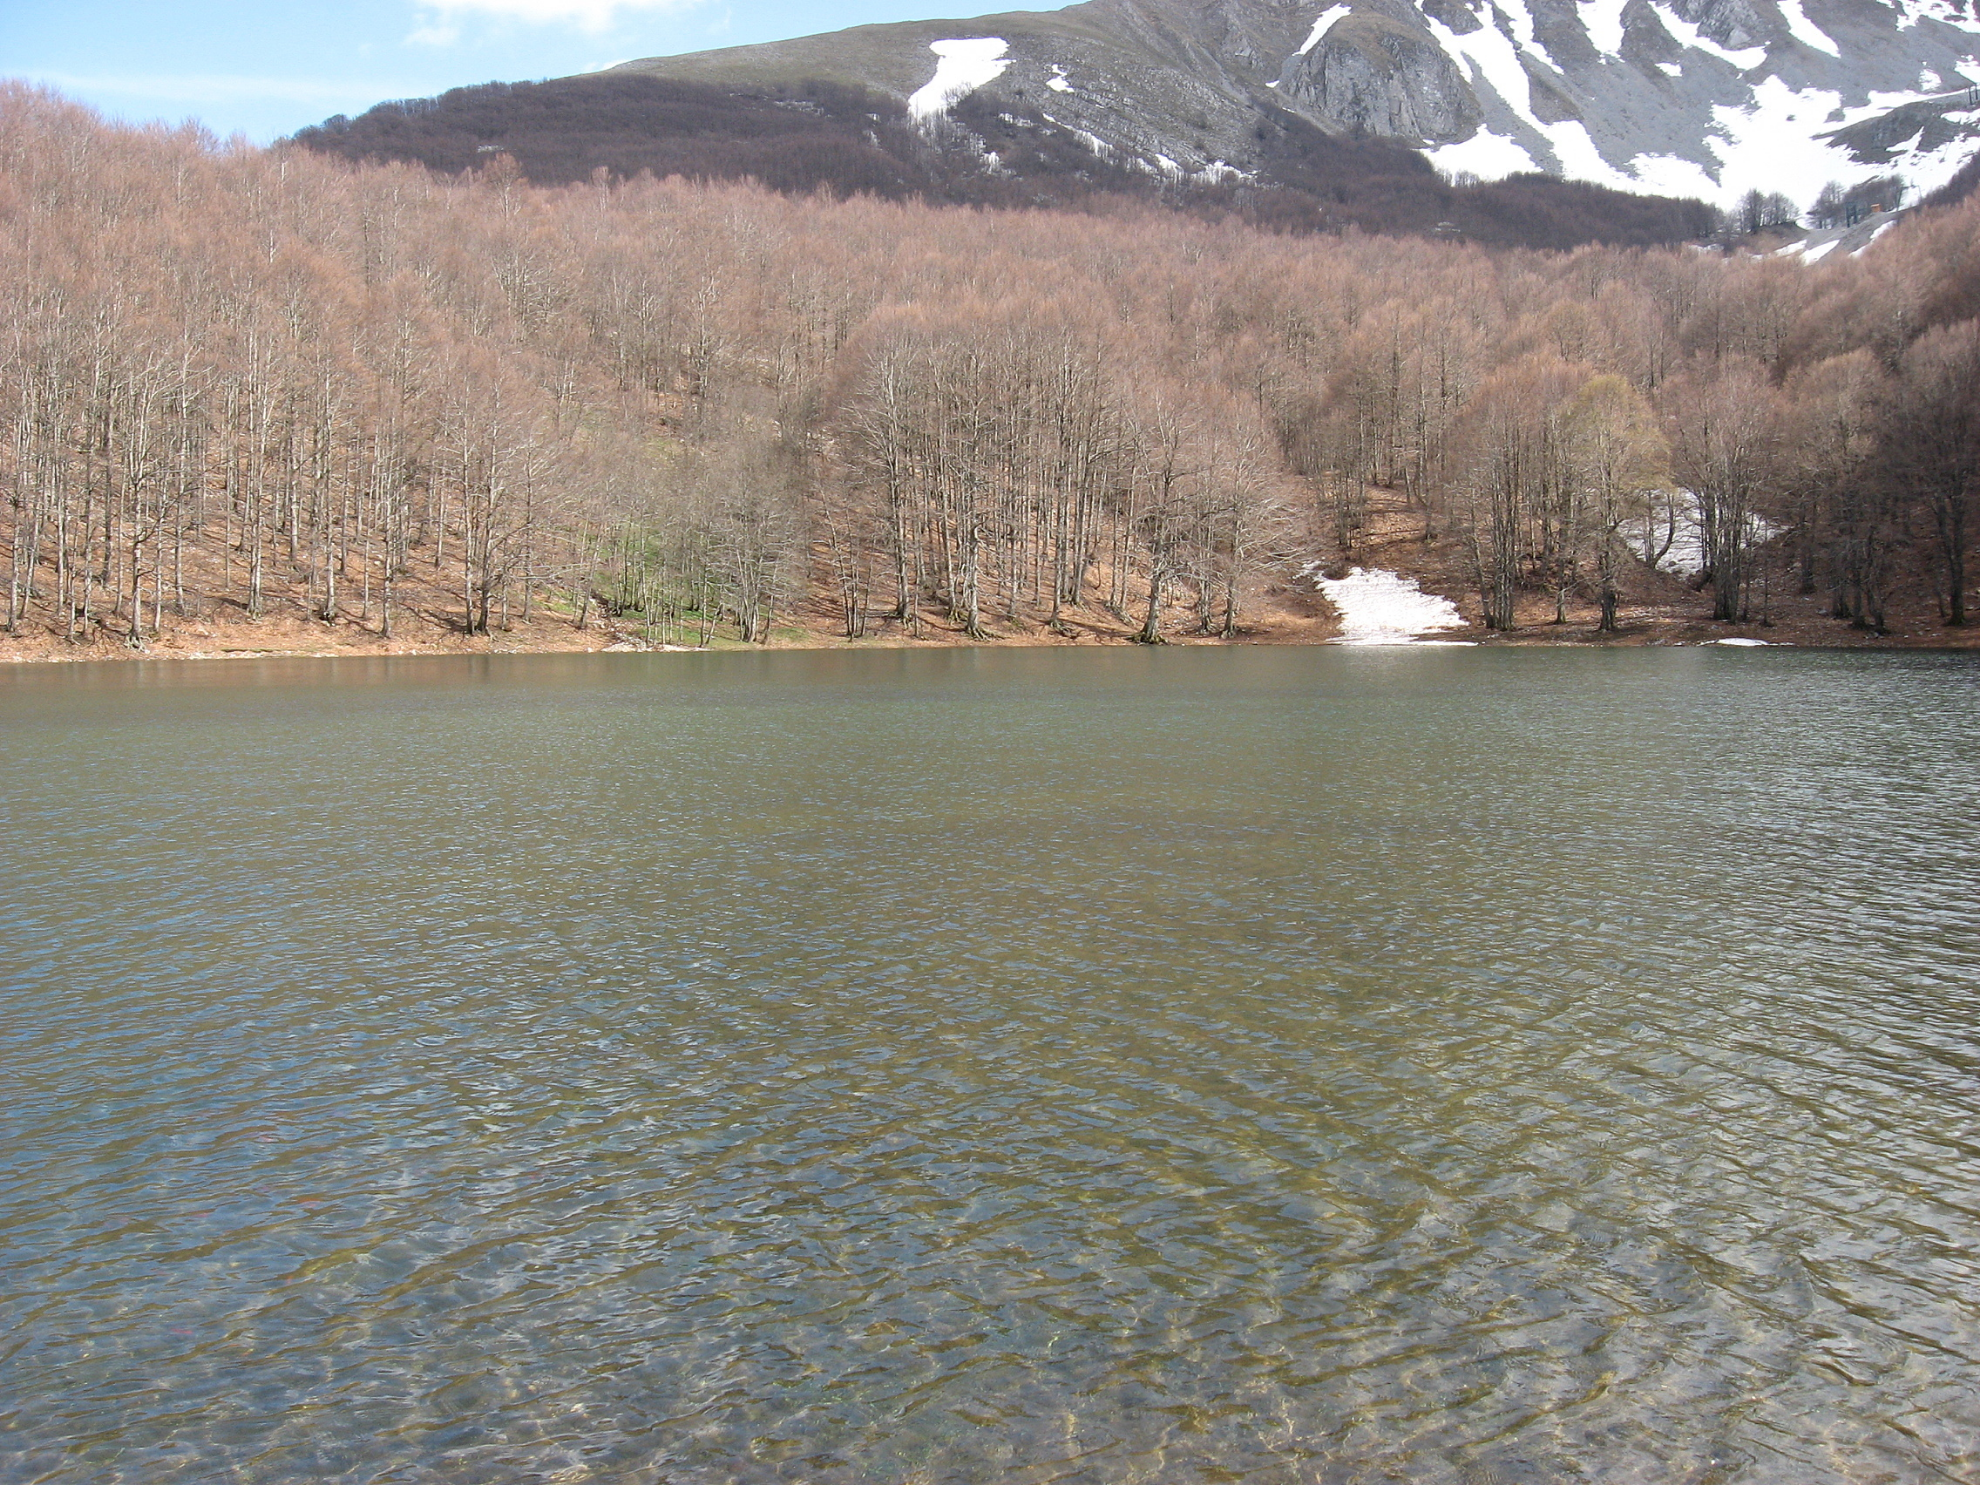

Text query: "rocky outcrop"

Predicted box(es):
[1280, 16, 1480, 142]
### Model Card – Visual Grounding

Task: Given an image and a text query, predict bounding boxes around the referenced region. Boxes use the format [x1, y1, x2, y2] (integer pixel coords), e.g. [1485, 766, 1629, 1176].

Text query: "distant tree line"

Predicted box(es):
[292, 73, 1720, 253]
[2, 83, 1977, 650]
[1806, 176, 1908, 230]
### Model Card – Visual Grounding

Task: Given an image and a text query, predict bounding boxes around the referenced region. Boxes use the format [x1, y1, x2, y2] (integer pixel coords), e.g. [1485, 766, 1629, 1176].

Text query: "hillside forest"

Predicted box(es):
[292, 74, 1721, 253]
[3, 83, 1979, 655]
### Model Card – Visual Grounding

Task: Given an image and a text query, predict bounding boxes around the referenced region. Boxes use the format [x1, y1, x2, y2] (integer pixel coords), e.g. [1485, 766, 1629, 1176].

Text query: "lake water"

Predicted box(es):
[2, 646, 1977, 1483]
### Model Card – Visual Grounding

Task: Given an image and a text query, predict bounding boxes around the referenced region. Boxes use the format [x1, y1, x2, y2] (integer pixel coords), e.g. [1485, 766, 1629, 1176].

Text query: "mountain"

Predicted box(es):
[598, 0, 1980, 212]
[294, 71, 1718, 250]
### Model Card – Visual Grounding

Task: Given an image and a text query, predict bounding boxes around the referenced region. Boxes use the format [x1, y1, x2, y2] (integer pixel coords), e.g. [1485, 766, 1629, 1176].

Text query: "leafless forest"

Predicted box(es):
[292, 74, 1720, 252]
[3, 83, 1977, 653]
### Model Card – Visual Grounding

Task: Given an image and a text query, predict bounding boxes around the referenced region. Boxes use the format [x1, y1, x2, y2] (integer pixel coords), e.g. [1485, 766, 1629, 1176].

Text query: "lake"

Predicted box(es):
[1, 646, 1976, 1483]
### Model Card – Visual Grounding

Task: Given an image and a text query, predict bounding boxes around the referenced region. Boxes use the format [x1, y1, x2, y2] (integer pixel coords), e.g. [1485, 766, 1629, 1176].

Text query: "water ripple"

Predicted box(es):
[0, 647, 1976, 1482]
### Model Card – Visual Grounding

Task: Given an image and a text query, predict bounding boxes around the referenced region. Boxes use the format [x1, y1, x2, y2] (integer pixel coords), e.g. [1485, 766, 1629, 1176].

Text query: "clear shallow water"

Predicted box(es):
[1, 646, 1977, 1484]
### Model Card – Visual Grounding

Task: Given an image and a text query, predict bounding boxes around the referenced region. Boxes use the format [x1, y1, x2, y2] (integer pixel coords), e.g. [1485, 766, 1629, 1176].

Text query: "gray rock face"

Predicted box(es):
[607, 0, 1980, 210]
[1671, 0, 1771, 53]
[1278, 15, 1482, 139]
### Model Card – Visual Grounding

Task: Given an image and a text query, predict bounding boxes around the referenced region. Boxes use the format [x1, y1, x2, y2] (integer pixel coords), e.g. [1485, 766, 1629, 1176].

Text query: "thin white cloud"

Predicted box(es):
[407, 0, 705, 43]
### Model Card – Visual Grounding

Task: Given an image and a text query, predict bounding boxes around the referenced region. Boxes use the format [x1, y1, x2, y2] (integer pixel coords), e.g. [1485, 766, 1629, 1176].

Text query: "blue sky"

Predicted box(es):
[2, 1, 1070, 142]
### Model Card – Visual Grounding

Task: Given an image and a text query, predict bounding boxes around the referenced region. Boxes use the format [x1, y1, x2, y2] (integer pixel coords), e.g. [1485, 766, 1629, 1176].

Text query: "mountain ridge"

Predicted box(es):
[294, 71, 1719, 251]
[602, 0, 1980, 212]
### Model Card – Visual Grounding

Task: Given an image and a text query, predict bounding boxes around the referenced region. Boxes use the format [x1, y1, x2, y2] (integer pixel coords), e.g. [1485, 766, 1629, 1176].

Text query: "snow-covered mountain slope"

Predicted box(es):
[1384, 0, 1980, 206]
[607, 0, 1980, 212]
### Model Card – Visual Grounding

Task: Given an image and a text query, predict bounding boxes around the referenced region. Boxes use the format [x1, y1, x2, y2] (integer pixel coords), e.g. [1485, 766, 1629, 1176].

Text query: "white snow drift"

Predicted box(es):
[1300, 5, 1353, 56]
[1303, 565, 1472, 645]
[909, 37, 1012, 122]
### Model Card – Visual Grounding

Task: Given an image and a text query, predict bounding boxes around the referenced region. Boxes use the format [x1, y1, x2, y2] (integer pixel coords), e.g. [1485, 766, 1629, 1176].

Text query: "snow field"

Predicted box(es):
[1887, 0, 1980, 34]
[909, 38, 1012, 122]
[1370, 0, 1980, 213]
[1302, 565, 1472, 645]
[1585, 0, 1632, 58]
[1428, 128, 1540, 178]
[1779, 0, 1843, 56]
[1625, 492, 1782, 579]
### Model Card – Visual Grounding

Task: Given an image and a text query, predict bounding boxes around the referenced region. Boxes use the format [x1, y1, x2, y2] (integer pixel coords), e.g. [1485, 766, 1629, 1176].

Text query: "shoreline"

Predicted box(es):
[3, 564, 1972, 669]
[3, 616, 1974, 668]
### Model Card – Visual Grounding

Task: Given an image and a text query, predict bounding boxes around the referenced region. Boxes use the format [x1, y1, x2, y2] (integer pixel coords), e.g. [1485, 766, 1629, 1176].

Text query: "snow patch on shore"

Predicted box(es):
[1303, 565, 1472, 644]
[909, 38, 1011, 122]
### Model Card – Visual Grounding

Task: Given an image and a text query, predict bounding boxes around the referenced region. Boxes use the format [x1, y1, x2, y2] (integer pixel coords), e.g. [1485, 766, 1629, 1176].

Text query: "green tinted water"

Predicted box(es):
[1, 646, 1976, 1482]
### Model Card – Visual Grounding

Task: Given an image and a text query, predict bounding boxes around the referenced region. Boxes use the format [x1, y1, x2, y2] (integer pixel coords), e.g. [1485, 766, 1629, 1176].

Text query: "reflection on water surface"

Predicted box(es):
[1, 647, 1976, 1482]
